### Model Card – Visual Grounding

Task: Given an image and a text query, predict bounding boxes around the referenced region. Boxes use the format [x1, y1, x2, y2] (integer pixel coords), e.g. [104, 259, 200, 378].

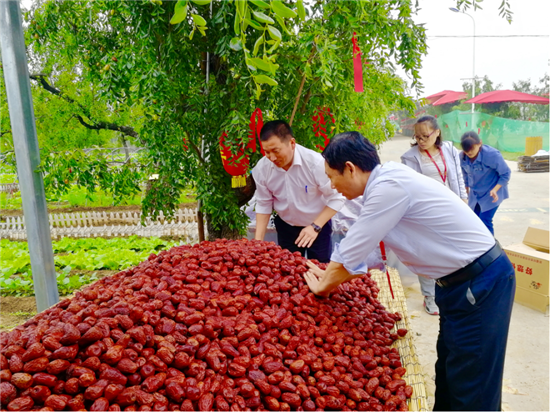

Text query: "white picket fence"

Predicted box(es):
[0, 182, 19, 194]
[0, 208, 200, 242]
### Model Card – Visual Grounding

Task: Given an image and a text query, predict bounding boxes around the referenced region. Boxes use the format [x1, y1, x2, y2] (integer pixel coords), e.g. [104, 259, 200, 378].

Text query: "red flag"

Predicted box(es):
[352, 32, 364, 93]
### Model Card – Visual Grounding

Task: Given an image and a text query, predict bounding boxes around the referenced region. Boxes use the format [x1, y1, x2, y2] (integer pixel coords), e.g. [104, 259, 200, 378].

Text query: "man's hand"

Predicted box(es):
[304, 261, 329, 297]
[296, 225, 319, 248]
[304, 261, 365, 298]
[306, 260, 325, 278]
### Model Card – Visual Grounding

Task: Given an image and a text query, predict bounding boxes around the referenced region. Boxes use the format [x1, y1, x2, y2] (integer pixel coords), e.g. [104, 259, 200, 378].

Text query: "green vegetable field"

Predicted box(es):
[0, 236, 179, 296]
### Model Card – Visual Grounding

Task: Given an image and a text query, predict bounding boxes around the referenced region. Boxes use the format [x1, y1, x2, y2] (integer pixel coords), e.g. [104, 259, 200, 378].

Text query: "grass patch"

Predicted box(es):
[10, 311, 37, 317]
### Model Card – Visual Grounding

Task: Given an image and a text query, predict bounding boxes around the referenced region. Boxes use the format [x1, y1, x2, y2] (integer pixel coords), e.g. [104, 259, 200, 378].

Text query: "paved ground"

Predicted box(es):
[378, 134, 549, 411]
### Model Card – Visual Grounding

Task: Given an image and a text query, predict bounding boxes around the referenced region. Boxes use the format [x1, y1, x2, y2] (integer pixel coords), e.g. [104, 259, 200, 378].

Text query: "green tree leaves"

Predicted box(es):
[271, 0, 297, 19]
[267, 25, 282, 41]
[170, 0, 188, 24]
[296, 0, 306, 21]
[254, 75, 278, 86]
[252, 11, 274, 24]
[18, 0, 442, 237]
[230, 37, 243, 51]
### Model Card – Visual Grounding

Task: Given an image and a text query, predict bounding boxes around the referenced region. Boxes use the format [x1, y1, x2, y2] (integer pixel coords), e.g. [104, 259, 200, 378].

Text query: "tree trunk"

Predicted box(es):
[205, 175, 256, 241]
[205, 216, 242, 241]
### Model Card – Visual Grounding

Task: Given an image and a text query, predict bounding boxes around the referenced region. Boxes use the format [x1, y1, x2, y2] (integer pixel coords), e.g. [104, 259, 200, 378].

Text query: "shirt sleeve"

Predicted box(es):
[251, 164, 273, 215]
[331, 179, 410, 275]
[314, 159, 346, 212]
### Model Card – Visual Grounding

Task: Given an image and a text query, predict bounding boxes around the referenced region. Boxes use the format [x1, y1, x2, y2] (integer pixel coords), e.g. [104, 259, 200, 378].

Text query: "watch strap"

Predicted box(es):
[311, 223, 322, 233]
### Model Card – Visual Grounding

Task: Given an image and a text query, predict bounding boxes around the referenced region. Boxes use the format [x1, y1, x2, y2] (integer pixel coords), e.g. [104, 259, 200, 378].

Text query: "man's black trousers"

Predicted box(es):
[273, 215, 332, 263]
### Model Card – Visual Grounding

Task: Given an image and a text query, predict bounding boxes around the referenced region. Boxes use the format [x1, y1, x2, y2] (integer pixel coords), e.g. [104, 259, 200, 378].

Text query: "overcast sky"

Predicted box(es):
[398, 0, 550, 99]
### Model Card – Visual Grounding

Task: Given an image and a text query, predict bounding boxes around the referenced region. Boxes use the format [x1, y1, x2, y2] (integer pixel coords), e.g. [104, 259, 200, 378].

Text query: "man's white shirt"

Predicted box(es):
[332, 162, 495, 279]
[252, 144, 345, 227]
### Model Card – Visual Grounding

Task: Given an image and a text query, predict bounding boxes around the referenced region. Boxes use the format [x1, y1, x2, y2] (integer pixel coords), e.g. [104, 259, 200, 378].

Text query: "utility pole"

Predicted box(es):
[0, 0, 59, 311]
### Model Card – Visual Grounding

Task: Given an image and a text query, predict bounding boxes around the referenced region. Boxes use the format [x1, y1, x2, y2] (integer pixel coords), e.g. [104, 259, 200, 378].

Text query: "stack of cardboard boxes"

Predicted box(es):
[504, 227, 549, 314]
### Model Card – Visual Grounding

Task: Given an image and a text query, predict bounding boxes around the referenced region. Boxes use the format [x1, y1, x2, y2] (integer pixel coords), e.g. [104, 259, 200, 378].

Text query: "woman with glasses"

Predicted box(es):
[460, 131, 511, 235]
[400, 115, 468, 316]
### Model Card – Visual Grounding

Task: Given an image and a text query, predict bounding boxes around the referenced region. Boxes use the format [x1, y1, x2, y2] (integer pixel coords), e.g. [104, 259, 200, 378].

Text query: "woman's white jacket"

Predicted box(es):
[400, 141, 468, 200]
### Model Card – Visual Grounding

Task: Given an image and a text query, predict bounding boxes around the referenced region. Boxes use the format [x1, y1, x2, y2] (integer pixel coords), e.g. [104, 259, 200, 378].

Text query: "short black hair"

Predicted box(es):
[322, 131, 381, 173]
[460, 131, 481, 151]
[260, 120, 294, 142]
[412, 115, 442, 148]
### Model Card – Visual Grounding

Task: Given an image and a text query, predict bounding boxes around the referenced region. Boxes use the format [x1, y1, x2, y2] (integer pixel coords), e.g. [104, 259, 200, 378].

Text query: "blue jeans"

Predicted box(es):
[434, 251, 515, 411]
[474, 203, 499, 235]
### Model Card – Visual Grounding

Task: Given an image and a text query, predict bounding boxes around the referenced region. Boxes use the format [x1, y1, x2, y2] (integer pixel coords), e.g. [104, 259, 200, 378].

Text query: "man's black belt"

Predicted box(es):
[435, 242, 503, 288]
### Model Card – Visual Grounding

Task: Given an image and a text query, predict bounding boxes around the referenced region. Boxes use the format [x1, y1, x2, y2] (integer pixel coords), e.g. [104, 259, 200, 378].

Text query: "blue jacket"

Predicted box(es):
[460, 145, 511, 212]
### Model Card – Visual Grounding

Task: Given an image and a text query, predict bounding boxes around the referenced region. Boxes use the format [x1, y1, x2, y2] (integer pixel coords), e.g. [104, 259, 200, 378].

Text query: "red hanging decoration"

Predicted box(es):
[379, 241, 395, 300]
[312, 107, 335, 151]
[352, 32, 364, 93]
[220, 109, 265, 188]
[182, 135, 189, 151]
[248, 108, 265, 156]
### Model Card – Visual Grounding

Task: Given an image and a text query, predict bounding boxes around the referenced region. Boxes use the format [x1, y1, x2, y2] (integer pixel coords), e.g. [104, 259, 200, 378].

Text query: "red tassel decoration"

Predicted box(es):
[352, 32, 364, 93]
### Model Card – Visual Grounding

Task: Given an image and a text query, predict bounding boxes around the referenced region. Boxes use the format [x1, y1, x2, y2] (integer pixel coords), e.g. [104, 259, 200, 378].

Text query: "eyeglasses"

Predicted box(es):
[413, 129, 438, 142]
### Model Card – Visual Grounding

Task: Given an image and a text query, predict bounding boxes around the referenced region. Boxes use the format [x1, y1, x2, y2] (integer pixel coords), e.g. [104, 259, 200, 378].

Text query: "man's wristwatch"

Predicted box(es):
[311, 223, 322, 233]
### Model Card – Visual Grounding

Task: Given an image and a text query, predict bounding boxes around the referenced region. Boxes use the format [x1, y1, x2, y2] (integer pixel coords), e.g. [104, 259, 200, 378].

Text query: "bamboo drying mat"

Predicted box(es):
[370, 268, 429, 412]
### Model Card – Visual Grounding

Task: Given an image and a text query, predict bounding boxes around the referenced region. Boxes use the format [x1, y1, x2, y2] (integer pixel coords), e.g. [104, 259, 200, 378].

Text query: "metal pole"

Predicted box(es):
[0, 0, 59, 311]
[466, 12, 476, 131]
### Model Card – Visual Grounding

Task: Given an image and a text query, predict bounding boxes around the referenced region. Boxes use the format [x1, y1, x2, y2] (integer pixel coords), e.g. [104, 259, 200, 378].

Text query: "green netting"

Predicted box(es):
[438, 110, 549, 152]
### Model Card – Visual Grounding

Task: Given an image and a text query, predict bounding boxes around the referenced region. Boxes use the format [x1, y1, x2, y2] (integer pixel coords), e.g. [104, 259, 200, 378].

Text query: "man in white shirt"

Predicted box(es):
[252, 120, 345, 262]
[304, 131, 516, 411]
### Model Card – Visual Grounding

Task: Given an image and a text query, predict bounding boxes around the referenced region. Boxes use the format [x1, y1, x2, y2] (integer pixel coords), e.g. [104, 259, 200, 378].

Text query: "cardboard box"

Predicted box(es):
[522, 227, 549, 253]
[503, 227, 550, 313]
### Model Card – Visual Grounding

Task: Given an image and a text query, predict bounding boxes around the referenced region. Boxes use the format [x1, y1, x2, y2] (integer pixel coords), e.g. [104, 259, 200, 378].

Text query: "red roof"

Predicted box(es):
[432, 91, 468, 106]
[465, 90, 549, 105]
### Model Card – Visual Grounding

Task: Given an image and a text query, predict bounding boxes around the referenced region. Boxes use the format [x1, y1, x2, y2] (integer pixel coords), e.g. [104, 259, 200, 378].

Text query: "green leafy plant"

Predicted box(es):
[0, 236, 179, 296]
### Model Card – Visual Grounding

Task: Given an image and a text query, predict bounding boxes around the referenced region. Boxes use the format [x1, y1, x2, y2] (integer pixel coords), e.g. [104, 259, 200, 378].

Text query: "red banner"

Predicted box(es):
[352, 32, 364, 93]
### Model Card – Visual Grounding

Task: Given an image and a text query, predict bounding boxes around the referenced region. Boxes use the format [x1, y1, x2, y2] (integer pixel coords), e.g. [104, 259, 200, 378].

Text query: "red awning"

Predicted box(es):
[425, 90, 454, 104]
[432, 91, 468, 106]
[424, 90, 467, 106]
[465, 90, 550, 105]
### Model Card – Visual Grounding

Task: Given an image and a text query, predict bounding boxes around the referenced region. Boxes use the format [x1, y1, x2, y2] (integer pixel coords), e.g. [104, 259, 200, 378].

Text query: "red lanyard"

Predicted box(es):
[425, 148, 447, 183]
[379, 241, 394, 300]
